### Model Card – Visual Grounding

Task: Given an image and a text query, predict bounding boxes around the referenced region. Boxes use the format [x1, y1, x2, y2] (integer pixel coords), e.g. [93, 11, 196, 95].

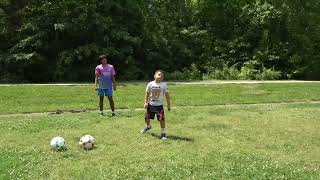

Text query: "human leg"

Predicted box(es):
[141, 105, 153, 133]
[107, 96, 115, 115]
[98, 89, 105, 116]
[157, 107, 166, 140]
[141, 118, 152, 133]
[99, 96, 105, 116]
[106, 88, 115, 116]
[99, 96, 104, 111]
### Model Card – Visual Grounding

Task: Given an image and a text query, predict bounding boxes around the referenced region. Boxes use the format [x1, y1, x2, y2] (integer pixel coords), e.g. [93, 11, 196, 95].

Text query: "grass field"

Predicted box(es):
[1, 83, 320, 114]
[0, 82, 319, 179]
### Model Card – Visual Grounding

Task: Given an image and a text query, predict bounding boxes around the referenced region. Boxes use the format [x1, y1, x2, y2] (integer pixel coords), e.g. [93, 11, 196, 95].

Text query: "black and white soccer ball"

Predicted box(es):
[50, 136, 66, 151]
[79, 135, 96, 150]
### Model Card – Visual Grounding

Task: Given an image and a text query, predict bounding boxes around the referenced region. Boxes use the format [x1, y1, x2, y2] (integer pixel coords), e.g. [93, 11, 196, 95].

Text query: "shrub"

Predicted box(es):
[257, 67, 281, 80]
[203, 65, 240, 80]
[166, 63, 202, 80]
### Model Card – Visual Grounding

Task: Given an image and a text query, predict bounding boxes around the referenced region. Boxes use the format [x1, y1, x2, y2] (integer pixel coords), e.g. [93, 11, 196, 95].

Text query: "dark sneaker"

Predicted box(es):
[140, 126, 152, 134]
[161, 133, 167, 141]
[100, 112, 106, 117]
[111, 112, 115, 116]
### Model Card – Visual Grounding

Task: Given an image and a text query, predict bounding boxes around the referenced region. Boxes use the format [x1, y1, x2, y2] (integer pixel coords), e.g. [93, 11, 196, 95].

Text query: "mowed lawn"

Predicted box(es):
[0, 82, 320, 114]
[0, 82, 319, 179]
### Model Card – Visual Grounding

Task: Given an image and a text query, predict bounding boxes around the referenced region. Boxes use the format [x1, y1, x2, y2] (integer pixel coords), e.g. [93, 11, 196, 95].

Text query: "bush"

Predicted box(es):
[166, 71, 189, 80]
[203, 65, 240, 80]
[239, 66, 260, 80]
[203, 63, 282, 80]
[166, 64, 202, 80]
[238, 61, 260, 80]
[257, 67, 281, 80]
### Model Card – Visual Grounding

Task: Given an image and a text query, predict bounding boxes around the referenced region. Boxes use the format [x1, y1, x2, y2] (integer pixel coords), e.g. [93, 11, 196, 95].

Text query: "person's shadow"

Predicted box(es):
[150, 132, 194, 142]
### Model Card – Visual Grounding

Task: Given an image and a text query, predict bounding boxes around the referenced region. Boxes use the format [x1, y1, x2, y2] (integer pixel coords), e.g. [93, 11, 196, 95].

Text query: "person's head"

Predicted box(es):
[154, 70, 164, 82]
[99, 54, 108, 65]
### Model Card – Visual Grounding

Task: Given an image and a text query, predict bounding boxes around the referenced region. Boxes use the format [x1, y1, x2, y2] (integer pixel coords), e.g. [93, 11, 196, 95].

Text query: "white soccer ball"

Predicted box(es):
[50, 136, 66, 151]
[79, 135, 96, 150]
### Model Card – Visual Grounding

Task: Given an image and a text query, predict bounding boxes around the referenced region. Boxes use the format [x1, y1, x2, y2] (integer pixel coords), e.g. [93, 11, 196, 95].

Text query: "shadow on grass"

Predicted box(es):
[112, 113, 132, 118]
[150, 132, 194, 142]
[98, 112, 132, 118]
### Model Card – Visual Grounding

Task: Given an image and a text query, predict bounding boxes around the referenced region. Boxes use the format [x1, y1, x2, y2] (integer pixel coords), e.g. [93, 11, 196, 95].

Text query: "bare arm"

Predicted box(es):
[94, 75, 99, 90]
[165, 92, 171, 111]
[112, 75, 116, 91]
[144, 92, 149, 109]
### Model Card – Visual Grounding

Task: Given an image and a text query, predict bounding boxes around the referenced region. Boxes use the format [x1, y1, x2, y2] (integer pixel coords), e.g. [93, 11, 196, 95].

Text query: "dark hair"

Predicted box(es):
[154, 70, 164, 75]
[98, 54, 108, 61]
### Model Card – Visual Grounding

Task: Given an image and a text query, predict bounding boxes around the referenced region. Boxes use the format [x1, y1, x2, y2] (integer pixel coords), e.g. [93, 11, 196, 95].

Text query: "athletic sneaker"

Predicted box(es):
[161, 133, 167, 141]
[140, 126, 152, 134]
[111, 112, 115, 116]
[100, 112, 106, 117]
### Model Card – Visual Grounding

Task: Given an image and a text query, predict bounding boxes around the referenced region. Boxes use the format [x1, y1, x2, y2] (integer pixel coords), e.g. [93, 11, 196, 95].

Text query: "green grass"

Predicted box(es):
[0, 83, 320, 114]
[0, 104, 319, 179]
[0, 82, 319, 179]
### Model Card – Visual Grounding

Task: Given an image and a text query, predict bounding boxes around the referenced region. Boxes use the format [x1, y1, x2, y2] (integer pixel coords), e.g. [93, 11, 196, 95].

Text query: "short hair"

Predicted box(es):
[98, 54, 108, 61]
[154, 70, 164, 75]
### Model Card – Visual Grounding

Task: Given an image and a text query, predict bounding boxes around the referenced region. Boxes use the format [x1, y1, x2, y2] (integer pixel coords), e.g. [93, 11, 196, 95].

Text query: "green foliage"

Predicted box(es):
[202, 63, 281, 80]
[239, 61, 261, 80]
[0, 0, 319, 82]
[166, 63, 202, 80]
[203, 65, 240, 80]
[258, 67, 281, 80]
[2, 0, 145, 82]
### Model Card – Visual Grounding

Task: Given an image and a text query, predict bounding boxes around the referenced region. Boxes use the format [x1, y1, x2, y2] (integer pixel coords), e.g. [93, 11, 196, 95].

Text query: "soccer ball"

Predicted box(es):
[50, 136, 66, 151]
[79, 135, 96, 150]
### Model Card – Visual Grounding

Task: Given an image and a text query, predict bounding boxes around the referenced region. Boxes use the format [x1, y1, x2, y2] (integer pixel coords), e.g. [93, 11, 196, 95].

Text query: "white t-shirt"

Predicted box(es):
[146, 81, 169, 106]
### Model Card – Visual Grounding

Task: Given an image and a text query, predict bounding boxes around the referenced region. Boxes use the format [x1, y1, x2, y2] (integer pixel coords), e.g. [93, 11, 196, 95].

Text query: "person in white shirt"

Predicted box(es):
[141, 70, 171, 141]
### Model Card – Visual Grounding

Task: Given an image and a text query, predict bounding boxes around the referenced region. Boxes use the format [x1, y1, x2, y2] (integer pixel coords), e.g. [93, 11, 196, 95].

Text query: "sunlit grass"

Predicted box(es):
[0, 83, 320, 114]
[0, 103, 319, 179]
[0, 83, 319, 179]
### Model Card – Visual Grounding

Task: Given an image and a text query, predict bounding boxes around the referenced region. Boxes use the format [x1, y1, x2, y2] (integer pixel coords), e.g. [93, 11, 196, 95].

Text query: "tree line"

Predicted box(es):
[1, 0, 319, 82]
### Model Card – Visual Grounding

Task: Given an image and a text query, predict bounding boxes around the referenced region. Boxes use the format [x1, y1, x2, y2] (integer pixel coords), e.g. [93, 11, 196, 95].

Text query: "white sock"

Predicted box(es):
[161, 128, 166, 134]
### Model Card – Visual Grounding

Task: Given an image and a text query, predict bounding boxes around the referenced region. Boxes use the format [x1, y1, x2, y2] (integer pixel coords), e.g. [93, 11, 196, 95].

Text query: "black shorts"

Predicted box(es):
[145, 104, 165, 121]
